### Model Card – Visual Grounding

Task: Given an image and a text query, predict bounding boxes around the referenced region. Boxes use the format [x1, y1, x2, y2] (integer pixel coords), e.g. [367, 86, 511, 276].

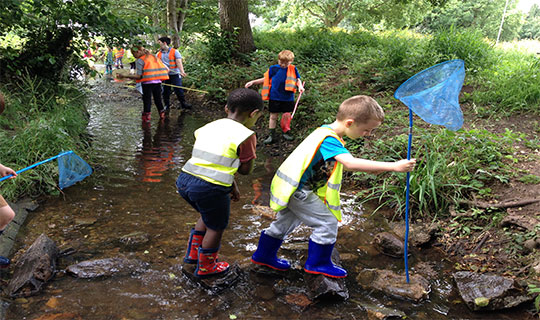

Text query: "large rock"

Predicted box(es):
[453, 271, 532, 311]
[6, 234, 59, 298]
[391, 222, 439, 247]
[66, 257, 148, 278]
[182, 262, 245, 295]
[304, 248, 349, 301]
[356, 269, 430, 302]
[372, 232, 404, 258]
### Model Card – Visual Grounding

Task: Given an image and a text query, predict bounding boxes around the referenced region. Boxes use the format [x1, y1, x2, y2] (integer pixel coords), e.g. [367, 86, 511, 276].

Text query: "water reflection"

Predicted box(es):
[137, 119, 182, 183]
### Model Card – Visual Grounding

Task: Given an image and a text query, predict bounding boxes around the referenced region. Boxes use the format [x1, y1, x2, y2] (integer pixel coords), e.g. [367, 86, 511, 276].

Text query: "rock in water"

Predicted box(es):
[67, 257, 148, 278]
[453, 271, 532, 311]
[6, 234, 59, 298]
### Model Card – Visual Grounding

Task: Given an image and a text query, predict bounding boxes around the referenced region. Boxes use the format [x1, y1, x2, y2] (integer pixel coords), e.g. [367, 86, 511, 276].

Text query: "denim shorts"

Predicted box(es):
[176, 172, 232, 231]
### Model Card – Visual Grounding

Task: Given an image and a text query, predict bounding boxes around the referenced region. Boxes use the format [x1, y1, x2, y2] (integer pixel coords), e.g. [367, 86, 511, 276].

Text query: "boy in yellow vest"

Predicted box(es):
[251, 95, 416, 278]
[245, 50, 304, 144]
[177, 88, 263, 278]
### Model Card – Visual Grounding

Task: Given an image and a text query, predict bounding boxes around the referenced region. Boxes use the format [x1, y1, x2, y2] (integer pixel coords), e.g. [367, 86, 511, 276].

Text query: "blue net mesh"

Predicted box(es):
[394, 59, 465, 131]
[57, 152, 93, 189]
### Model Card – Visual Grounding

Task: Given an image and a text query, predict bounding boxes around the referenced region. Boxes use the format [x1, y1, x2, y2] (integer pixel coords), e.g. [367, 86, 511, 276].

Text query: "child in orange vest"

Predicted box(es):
[116, 46, 169, 122]
[245, 50, 305, 144]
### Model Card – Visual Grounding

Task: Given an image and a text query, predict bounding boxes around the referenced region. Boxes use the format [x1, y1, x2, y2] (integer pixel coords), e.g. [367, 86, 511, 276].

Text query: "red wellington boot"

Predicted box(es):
[184, 228, 205, 264]
[141, 112, 151, 122]
[195, 247, 229, 278]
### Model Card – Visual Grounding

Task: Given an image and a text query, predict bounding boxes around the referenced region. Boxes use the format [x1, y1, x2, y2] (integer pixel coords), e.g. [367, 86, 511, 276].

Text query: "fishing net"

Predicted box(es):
[394, 59, 465, 131]
[58, 151, 93, 189]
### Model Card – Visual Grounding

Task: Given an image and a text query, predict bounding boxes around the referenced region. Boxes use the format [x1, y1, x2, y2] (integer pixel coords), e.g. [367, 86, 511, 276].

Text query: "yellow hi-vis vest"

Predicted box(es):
[182, 118, 254, 187]
[261, 64, 297, 101]
[270, 127, 345, 221]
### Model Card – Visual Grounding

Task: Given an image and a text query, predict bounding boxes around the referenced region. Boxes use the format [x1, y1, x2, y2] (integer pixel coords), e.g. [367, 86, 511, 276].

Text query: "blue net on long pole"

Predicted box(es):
[58, 151, 93, 189]
[394, 59, 465, 283]
[395, 59, 465, 131]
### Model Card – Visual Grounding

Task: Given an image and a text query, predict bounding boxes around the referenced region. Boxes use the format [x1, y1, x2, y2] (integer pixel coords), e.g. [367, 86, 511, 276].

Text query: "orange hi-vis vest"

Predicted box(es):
[157, 48, 177, 69]
[261, 64, 297, 101]
[136, 54, 169, 83]
[115, 48, 125, 59]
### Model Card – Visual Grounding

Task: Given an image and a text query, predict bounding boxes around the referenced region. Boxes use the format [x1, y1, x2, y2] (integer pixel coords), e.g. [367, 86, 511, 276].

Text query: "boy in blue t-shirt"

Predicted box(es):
[245, 50, 305, 144]
[251, 95, 417, 278]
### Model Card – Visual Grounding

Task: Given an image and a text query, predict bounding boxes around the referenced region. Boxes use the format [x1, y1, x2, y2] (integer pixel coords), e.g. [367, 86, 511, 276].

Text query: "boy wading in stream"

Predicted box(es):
[251, 95, 416, 278]
[245, 50, 304, 144]
[177, 88, 263, 278]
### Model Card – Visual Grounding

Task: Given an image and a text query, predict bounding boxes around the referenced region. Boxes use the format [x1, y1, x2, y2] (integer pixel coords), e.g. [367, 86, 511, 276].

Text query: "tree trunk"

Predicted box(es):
[167, 0, 180, 47]
[177, 0, 189, 35]
[218, 0, 255, 54]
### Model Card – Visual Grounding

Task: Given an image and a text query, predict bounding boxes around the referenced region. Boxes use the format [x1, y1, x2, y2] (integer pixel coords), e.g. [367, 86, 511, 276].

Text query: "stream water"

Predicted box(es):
[4, 81, 530, 319]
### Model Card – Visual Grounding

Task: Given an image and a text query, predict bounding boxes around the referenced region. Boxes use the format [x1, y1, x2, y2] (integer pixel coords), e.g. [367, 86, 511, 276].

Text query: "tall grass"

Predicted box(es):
[0, 74, 90, 200]
[184, 26, 537, 218]
[353, 127, 518, 219]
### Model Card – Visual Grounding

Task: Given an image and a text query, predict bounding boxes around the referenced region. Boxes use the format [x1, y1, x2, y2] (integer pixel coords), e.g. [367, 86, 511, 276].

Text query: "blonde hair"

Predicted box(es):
[278, 50, 294, 63]
[336, 95, 384, 123]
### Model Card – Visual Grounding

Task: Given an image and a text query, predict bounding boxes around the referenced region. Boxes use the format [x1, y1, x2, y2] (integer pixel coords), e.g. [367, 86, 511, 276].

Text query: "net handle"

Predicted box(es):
[0, 151, 74, 182]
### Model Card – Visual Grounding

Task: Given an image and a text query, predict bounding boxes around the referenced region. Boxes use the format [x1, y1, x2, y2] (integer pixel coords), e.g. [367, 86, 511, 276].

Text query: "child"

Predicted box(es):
[251, 95, 416, 278]
[0, 91, 17, 268]
[156, 36, 192, 111]
[103, 47, 114, 75]
[115, 47, 125, 69]
[245, 50, 304, 144]
[177, 88, 263, 278]
[116, 46, 169, 122]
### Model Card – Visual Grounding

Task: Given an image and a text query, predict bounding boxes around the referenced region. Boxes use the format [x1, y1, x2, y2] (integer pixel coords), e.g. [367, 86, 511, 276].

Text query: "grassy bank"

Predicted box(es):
[182, 27, 540, 220]
[0, 75, 91, 201]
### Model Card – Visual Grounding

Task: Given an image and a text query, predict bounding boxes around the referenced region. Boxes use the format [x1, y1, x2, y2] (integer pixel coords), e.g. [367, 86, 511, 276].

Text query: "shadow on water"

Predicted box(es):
[5, 82, 532, 319]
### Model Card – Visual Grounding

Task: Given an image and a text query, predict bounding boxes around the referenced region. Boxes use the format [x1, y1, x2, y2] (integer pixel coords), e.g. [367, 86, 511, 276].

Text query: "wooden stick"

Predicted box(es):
[458, 198, 540, 209]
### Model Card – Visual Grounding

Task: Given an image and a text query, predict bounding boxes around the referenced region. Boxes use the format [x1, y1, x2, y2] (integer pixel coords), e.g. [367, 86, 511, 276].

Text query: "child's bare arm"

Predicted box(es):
[237, 159, 255, 175]
[245, 78, 264, 88]
[335, 153, 416, 173]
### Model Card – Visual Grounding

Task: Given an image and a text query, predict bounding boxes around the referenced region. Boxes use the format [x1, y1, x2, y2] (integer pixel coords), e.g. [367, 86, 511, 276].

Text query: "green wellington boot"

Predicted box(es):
[263, 128, 278, 144]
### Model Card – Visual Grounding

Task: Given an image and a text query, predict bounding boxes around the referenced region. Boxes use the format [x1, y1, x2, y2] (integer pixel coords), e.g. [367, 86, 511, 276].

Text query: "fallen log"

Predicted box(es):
[458, 198, 540, 209]
[6, 234, 59, 298]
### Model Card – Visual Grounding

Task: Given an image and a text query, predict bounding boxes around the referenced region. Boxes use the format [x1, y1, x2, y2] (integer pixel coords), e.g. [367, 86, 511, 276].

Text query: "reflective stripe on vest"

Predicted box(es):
[261, 70, 271, 101]
[157, 48, 177, 69]
[269, 127, 345, 221]
[182, 119, 254, 187]
[136, 54, 169, 83]
[284, 65, 297, 92]
[261, 64, 297, 100]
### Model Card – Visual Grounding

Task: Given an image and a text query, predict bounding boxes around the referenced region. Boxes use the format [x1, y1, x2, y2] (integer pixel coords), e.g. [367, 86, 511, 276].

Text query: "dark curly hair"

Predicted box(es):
[227, 88, 263, 114]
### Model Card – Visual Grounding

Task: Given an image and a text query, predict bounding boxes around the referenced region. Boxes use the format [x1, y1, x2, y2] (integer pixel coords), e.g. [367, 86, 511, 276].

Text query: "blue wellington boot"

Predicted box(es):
[304, 239, 347, 278]
[251, 231, 290, 271]
[0, 256, 10, 268]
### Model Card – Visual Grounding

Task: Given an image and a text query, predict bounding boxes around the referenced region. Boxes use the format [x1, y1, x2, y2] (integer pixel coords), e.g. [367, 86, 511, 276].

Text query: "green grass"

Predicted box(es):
[0, 75, 90, 200]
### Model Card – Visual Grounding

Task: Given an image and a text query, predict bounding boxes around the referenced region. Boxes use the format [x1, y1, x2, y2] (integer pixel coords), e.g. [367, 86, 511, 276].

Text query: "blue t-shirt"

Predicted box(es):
[268, 64, 301, 102]
[159, 48, 183, 75]
[298, 126, 350, 190]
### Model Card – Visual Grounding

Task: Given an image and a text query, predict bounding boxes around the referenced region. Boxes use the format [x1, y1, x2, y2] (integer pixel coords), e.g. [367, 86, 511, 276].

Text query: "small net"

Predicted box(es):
[57, 151, 93, 189]
[394, 59, 465, 131]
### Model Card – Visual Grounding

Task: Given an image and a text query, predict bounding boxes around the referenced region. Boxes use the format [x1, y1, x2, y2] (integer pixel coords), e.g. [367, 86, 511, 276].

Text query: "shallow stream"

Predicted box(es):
[5, 81, 530, 319]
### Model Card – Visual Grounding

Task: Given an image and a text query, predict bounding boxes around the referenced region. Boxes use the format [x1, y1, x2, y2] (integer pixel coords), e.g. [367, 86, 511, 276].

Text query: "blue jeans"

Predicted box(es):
[162, 74, 186, 109]
[176, 172, 232, 231]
